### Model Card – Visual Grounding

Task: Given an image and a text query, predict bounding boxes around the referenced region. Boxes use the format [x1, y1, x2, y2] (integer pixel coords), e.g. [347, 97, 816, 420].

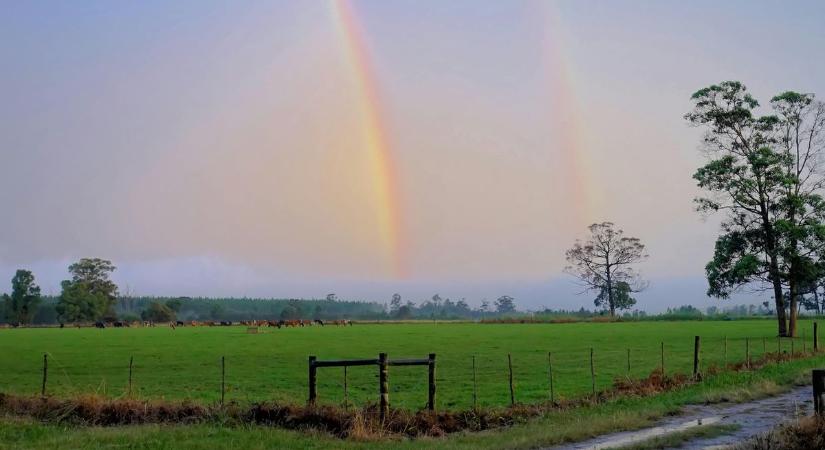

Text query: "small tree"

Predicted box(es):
[565, 222, 648, 317]
[166, 298, 183, 313]
[390, 293, 402, 314]
[59, 258, 119, 321]
[594, 281, 636, 313]
[495, 295, 516, 314]
[142, 301, 175, 322]
[2, 270, 41, 325]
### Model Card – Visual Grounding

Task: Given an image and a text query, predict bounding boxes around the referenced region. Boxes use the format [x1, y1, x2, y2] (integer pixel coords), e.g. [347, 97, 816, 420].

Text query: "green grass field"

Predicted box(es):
[0, 320, 816, 410]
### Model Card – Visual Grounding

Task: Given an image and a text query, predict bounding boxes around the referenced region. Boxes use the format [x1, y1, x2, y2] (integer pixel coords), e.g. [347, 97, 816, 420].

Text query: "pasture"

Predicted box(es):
[0, 320, 816, 410]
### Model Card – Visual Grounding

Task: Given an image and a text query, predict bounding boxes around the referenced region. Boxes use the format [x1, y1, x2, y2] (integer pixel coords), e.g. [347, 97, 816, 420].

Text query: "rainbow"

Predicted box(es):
[330, 0, 407, 278]
[538, 2, 601, 228]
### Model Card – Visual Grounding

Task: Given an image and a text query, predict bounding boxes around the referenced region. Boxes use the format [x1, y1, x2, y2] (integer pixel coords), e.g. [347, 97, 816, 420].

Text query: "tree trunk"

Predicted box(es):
[762, 209, 787, 336]
[605, 266, 614, 317]
[770, 253, 788, 337]
[789, 280, 799, 338]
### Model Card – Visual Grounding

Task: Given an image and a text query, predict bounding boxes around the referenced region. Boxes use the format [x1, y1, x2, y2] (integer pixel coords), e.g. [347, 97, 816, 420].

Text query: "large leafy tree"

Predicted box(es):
[56, 281, 109, 323]
[687, 82, 825, 337]
[1, 269, 41, 325]
[687, 81, 789, 335]
[564, 222, 648, 317]
[771, 91, 825, 336]
[56, 258, 119, 323]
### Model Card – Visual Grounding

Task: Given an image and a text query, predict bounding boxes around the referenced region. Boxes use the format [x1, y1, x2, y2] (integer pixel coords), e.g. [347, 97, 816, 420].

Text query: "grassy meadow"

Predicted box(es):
[0, 319, 817, 410]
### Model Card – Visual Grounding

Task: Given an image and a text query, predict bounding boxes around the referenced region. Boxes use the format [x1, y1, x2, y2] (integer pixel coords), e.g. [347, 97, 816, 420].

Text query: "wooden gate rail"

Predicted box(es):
[308, 353, 436, 419]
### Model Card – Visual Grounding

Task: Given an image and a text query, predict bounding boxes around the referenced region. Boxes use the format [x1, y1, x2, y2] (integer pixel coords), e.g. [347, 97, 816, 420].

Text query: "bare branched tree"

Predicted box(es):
[564, 222, 649, 316]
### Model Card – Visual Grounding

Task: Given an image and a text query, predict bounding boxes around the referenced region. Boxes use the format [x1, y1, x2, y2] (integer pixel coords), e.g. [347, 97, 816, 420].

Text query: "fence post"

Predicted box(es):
[660, 342, 665, 378]
[508, 353, 515, 406]
[428, 353, 436, 411]
[472, 355, 477, 411]
[128, 356, 133, 396]
[627, 348, 631, 377]
[343, 366, 348, 411]
[815, 322, 819, 352]
[724, 336, 727, 366]
[379, 352, 389, 421]
[590, 348, 596, 396]
[693, 336, 701, 379]
[308, 356, 317, 405]
[41, 354, 47, 397]
[221, 356, 226, 406]
[548, 352, 555, 404]
[814, 369, 825, 415]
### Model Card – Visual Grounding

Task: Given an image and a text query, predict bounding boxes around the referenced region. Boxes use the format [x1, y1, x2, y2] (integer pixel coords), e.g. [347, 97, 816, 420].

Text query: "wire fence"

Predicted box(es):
[13, 324, 820, 412]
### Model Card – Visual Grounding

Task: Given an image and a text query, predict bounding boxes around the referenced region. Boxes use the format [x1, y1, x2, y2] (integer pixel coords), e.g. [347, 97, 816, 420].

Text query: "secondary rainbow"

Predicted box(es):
[539, 2, 601, 227]
[330, 0, 407, 278]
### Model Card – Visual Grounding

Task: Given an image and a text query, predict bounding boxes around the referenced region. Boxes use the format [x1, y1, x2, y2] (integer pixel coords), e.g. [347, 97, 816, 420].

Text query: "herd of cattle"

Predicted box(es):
[85, 319, 354, 329]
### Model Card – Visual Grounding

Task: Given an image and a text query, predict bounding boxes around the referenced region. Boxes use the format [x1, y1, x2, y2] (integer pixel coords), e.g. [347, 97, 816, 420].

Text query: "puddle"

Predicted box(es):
[549, 385, 811, 450]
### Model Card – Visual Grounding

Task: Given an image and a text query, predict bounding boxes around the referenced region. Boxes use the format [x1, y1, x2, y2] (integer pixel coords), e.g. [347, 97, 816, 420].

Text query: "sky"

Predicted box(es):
[2, 1, 825, 311]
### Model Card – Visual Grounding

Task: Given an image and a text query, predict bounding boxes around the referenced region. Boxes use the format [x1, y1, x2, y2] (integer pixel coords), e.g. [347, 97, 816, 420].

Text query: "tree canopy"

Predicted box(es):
[565, 222, 648, 317]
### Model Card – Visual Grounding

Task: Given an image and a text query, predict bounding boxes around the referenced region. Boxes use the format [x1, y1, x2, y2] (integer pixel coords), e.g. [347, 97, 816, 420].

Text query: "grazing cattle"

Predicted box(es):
[59, 323, 65, 329]
[95, 321, 106, 329]
[176, 321, 185, 326]
[220, 321, 232, 326]
[190, 321, 199, 326]
[267, 320, 280, 328]
[313, 319, 324, 326]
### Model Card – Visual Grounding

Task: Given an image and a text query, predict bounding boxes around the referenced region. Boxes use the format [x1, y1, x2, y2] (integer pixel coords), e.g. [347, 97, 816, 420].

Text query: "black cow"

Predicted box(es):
[220, 321, 232, 326]
[176, 321, 185, 326]
[95, 321, 106, 329]
[313, 319, 324, 326]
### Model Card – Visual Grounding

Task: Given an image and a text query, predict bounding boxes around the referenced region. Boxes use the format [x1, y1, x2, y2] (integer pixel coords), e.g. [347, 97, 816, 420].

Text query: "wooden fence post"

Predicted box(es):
[308, 356, 317, 405]
[428, 353, 436, 411]
[724, 336, 727, 366]
[660, 342, 665, 378]
[508, 353, 515, 406]
[814, 369, 825, 415]
[548, 352, 555, 403]
[815, 322, 819, 352]
[41, 354, 47, 397]
[693, 336, 701, 379]
[379, 353, 389, 421]
[590, 348, 596, 396]
[472, 355, 477, 411]
[220, 356, 226, 405]
[626, 348, 631, 377]
[128, 356, 133, 396]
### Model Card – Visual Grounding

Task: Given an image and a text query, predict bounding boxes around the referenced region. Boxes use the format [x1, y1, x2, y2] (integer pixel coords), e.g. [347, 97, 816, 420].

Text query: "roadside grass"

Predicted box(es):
[1, 350, 823, 449]
[0, 320, 816, 410]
